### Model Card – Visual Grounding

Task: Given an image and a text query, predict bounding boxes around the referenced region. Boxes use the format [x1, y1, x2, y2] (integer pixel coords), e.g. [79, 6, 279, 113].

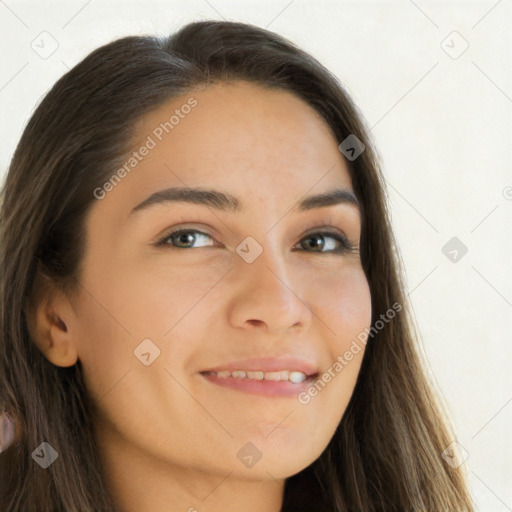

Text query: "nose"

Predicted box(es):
[226, 245, 312, 334]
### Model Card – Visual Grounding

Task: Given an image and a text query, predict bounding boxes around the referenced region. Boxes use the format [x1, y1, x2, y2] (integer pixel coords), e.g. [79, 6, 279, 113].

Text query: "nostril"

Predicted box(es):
[246, 319, 264, 327]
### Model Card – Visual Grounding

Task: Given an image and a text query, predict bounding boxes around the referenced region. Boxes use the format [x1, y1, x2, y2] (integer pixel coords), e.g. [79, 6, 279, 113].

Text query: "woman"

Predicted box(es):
[0, 19, 474, 511]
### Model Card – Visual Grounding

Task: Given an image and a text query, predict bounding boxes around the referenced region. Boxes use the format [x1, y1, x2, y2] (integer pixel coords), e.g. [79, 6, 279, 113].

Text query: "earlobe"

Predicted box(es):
[25, 282, 79, 368]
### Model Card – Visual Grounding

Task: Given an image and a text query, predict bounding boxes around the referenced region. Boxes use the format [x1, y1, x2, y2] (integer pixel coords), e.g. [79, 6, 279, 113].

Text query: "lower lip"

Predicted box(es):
[200, 372, 315, 397]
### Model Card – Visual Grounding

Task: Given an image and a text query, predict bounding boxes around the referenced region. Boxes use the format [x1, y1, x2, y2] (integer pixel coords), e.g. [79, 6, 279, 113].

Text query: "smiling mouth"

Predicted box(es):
[201, 369, 316, 383]
[199, 369, 320, 397]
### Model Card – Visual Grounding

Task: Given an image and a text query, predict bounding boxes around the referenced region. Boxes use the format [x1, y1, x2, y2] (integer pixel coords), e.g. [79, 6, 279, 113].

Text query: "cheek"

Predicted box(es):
[299, 265, 371, 425]
[72, 259, 227, 405]
[309, 263, 372, 341]
[96, 253, 229, 339]
[69, 255, 170, 407]
[71, 289, 135, 402]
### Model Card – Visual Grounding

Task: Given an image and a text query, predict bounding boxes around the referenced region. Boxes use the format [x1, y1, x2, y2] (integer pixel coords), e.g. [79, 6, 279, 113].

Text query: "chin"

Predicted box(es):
[232, 437, 327, 480]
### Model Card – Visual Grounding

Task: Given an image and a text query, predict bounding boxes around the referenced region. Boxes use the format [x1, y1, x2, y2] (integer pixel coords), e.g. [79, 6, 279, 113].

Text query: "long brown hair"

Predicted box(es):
[0, 20, 474, 511]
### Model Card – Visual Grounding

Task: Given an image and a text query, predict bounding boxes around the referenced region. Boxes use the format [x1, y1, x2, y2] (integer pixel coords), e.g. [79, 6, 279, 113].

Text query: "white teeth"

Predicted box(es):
[211, 369, 308, 383]
[246, 371, 264, 380]
[289, 371, 307, 383]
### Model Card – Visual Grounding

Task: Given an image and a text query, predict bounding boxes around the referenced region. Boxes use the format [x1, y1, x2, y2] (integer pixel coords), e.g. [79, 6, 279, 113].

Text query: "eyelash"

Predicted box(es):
[155, 227, 356, 254]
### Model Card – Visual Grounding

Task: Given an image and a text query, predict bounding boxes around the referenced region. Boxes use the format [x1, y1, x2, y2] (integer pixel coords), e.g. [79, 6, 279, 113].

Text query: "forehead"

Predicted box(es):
[136, 81, 338, 151]
[133, 81, 350, 182]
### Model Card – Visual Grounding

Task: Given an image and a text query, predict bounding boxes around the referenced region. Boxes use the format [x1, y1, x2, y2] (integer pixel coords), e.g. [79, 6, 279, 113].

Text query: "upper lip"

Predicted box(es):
[200, 356, 319, 376]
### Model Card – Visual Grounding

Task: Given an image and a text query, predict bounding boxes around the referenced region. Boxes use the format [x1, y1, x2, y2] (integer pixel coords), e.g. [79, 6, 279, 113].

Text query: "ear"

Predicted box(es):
[25, 270, 79, 368]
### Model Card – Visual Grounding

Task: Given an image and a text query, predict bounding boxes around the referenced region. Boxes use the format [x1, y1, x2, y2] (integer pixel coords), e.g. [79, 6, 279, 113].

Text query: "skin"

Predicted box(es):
[30, 81, 372, 512]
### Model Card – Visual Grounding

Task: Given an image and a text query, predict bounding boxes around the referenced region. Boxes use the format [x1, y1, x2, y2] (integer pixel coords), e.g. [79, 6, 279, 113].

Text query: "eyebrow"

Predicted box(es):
[129, 186, 360, 217]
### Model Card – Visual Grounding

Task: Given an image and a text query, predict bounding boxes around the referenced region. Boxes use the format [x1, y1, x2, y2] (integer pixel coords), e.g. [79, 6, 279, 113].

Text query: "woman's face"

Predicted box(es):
[68, 81, 371, 481]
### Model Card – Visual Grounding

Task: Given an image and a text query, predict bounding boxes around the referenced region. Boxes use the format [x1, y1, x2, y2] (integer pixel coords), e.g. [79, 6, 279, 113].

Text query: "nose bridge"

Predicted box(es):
[229, 234, 310, 331]
[241, 232, 290, 293]
[253, 252, 293, 302]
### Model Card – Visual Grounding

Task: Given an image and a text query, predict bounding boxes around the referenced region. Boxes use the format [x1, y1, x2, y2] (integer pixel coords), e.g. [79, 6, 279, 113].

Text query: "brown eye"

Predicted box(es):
[295, 231, 354, 254]
[157, 229, 215, 249]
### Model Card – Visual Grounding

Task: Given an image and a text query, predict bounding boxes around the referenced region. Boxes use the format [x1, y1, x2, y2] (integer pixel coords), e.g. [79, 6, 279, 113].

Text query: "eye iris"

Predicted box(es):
[304, 235, 325, 251]
[173, 231, 196, 248]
